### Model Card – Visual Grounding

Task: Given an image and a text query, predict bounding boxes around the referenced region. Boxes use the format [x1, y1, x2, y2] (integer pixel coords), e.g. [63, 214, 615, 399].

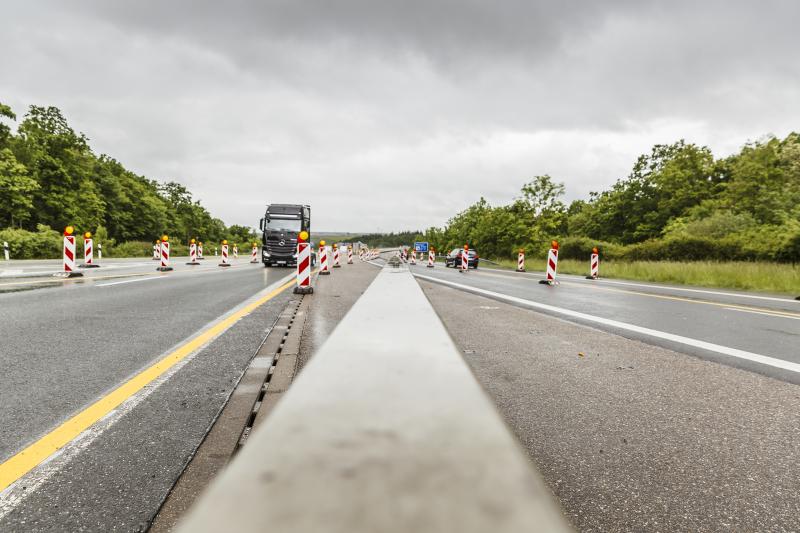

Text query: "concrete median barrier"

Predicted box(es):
[177, 264, 571, 532]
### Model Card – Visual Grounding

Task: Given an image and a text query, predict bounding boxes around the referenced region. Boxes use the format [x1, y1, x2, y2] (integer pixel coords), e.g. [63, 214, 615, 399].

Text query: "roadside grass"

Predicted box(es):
[485, 258, 800, 296]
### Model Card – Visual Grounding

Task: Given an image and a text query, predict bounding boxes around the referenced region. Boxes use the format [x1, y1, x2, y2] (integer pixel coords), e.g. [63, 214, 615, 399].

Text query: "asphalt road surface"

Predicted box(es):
[409, 262, 800, 383]
[0, 257, 298, 530]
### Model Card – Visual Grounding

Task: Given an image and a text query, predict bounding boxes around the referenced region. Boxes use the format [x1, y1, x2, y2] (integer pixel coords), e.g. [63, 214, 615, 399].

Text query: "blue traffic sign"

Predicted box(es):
[414, 242, 429, 253]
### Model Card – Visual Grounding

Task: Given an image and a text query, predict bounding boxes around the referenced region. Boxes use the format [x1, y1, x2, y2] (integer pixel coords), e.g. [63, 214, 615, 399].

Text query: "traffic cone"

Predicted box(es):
[56, 226, 83, 278]
[293, 231, 313, 294]
[539, 241, 559, 285]
[157, 235, 174, 272]
[219, 240, 232, 267]
[79, 232, 100, 268]
[186, 238, 200, 265]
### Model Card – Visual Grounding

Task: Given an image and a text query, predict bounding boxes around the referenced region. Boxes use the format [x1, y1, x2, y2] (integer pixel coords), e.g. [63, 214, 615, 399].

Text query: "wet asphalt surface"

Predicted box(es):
[419, 279, 800, 532]
[0, 259, 295, 531]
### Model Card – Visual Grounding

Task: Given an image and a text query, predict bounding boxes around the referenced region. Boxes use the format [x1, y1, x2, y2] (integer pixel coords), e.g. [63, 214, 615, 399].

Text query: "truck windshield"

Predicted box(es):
[266, 218, 302, 232]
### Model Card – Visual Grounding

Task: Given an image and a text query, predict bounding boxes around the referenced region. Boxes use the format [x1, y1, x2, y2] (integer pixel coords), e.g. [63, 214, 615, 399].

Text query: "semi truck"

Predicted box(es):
[259, 204, 312, 267]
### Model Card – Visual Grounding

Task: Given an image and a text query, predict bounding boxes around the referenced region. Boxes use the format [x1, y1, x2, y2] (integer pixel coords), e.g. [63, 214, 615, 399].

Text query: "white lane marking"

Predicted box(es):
[0, 271, 294, 516]
[95, 276, 165, 287]
[413, 273, 800, 374]
[724, 307, 800, 321]
[479, 267, 799, 305]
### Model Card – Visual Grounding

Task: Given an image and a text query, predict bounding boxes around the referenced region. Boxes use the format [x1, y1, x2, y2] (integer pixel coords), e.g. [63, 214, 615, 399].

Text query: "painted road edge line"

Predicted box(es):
[413, 273, 800, 375]
[0, 273, 296, 494]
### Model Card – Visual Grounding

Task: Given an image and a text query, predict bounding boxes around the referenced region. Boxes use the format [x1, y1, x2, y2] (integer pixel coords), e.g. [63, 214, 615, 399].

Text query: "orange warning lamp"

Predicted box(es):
[64, 226, 74, 236]
[464, 243, 469, 250]
[252, 242, 258, 247]
[320, 240, 326, 246]
[333, 243, 338, 249]
[162, 235, 169, 242]
[519, 248, 524, 253]
[156, 239, 161, 244]
[84, 231, 92, 239]
[222, 239, 228, 245]
[299, 231, 309, 243]
[551, 240, 559, 250]
[199, 241, 203, 245]
[592, 247, 599, 254]
[190, 238, 196, 244]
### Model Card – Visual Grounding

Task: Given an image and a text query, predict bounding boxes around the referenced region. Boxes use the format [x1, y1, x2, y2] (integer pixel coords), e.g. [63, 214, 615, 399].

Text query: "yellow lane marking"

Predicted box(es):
[724, 307, 800, 321]
[0, 277, 295, 493]
[468, 268, 800, 319]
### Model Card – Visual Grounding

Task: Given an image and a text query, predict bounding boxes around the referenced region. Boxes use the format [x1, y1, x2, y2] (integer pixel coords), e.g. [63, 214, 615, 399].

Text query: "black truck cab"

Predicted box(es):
[259, 204, 311, 267]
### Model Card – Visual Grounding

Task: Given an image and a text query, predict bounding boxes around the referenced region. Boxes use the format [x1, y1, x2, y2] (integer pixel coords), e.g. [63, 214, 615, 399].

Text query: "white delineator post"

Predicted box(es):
[517, 250, 525, 272]
[319, 243, 330, 275]
[219, 242, 231, 267]
[461, 245, 468, 272]
[294, 240, 313, 294]
[333, 245, 341, 268]
[157, 237, 174, 272]
[3, 241, 8, 261]
[251, 244, 258, 264]
[427, 248, 435, 268]
[97, 243, 102, 261]
[540, 241, 559, 285]
[347, 246, 353, 264]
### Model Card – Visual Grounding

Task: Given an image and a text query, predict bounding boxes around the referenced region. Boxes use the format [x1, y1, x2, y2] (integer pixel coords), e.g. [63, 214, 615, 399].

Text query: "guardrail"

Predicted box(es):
[177, 263, 572, 532]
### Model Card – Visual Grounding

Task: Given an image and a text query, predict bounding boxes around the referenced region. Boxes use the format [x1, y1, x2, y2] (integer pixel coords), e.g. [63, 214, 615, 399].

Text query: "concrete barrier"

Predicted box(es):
[177, 264, 571, 532]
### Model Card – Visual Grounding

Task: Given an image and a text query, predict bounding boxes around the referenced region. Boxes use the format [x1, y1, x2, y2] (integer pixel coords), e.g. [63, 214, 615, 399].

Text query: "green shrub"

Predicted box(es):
[0, 224, 62, 259]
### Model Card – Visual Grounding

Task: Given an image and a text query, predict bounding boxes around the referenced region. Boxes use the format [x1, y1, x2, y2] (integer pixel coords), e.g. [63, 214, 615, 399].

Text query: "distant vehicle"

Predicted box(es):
[445, 248, 479, 268]
[259, 204, 314, 267]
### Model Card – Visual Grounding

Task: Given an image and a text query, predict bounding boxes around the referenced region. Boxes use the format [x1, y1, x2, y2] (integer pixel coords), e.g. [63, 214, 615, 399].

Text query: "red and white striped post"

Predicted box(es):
[587, 247, 599, 279]
[219, 240, 231, 267]
[359, 248, 365, 261]
[347, 245, 353, 264]
[59, 226, 83, 278]
[427, 247, 435, 268]
[517, 249, 525, 272]
[197, 242, 205, 260]
[80, 231, 100, 268]
[186, 238, 200, 265]
[294, 231, 313, 294]
[233, 244, 239, 260]
[540, 241, 559, 285]
[319, 240, 330, 275]
[250, 242, 259, 263]
[401, 248, 407, 262]
[157, 234, 174, 272]
[460, 244, 469, 272]
[153, 240, 161, 260]
[333, 244, 341, 268]
[410, 249, 417, 265]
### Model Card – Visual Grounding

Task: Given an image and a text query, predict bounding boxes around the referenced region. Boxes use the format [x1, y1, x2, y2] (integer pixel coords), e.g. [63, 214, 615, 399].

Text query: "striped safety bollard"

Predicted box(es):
[319, 240, 330, 275]
[198, 242, 205, 260]
[539, 241, 559, 285]
[587, 247, 599, 279]
[80, 231, 99, 268]
[219, 240, 231, 267]
[333, 244, 341, 268]
[233, 244, 239, 260]
[186, 238, 200, 265]
[410, 250, 416, 265]
[460, 244, 469, 272]
[250, 242, 259, 264]
[347, 245, 353, 264]
[157, 234, 174, 272]
[58, 226, 83, 278]
[359, 248, 365, 261]
[517, 249, 525, 272]
[153, 240, 161, 260]
[293, 231, 313, 294]
[427, 248, 435, 268]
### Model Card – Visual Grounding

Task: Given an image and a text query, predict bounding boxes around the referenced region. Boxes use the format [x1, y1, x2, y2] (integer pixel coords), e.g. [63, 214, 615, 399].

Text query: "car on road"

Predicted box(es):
[445, 248, 479, 268]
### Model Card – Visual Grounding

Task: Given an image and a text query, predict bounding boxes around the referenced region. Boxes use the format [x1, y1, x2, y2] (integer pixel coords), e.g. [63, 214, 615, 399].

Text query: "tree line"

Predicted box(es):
[361, 135, 800, 262]
[0, 102, 255, 258]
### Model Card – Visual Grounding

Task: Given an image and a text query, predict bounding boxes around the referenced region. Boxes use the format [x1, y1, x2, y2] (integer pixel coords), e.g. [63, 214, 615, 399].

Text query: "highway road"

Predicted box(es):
[409, 262, 800, 383]
[0, 257, 298, 530]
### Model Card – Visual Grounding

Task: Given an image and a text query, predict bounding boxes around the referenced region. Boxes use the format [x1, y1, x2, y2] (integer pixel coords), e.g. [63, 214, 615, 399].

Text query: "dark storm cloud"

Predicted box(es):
[2, 1, 799, 231]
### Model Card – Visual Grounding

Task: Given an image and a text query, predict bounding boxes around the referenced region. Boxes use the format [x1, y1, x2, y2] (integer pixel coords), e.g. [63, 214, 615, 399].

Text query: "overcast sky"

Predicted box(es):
[2, 1, 799, 232]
